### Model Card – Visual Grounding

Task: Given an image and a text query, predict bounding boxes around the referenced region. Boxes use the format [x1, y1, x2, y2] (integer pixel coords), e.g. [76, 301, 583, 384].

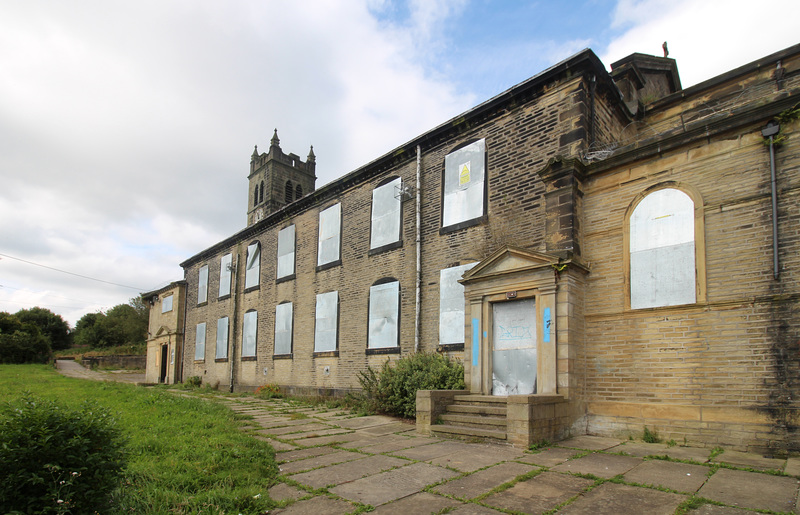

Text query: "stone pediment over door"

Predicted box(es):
[461, 246, 562, 288]
[154, 326, 173, 338]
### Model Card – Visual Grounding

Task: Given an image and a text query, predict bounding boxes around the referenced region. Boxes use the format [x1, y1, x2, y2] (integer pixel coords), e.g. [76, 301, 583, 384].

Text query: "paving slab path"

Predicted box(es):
[215, 396, 800, 514]
[47, 364, 800, 514]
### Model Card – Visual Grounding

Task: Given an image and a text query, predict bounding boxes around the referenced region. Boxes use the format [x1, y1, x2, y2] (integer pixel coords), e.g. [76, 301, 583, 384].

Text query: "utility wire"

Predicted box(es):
[0, 253, 145, 291]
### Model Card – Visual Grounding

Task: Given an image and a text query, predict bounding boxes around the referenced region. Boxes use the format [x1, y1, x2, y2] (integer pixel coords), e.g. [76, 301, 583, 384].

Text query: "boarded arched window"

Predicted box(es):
[285, 181, 293, 203]
[295, 184, 303, 200]
[259, 182, 265, 203]
[629, 187, 699, 309]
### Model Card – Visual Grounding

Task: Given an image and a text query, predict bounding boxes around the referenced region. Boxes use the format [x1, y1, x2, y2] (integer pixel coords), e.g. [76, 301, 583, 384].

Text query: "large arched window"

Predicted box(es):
[627, 185, 704, 309]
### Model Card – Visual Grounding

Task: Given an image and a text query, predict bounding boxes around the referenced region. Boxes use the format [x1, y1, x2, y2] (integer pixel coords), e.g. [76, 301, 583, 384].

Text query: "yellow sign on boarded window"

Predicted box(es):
[459, 162, 471, 185]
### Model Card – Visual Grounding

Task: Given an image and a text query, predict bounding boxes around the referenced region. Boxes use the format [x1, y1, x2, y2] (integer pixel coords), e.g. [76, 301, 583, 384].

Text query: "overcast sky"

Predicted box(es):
[1, 0, 798, 326]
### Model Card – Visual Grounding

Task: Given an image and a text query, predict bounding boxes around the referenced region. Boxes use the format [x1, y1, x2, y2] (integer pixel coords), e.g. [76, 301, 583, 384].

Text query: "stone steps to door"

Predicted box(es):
[430, 423, 507, 441]
[447, 404, 506, 416]
[439, 413, 507, 429]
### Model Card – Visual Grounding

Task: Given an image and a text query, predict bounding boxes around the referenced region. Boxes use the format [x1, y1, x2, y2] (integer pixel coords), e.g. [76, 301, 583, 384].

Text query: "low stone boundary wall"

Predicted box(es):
[81, 355, 146, 370]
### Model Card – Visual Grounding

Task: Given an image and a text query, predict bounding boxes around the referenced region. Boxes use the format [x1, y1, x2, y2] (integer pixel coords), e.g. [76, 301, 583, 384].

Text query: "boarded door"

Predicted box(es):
[492, 299, 536, 395]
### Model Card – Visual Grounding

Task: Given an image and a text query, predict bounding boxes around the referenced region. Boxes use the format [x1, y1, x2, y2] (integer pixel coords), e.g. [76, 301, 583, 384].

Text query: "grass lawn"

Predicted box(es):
[0, 364, 279, 514]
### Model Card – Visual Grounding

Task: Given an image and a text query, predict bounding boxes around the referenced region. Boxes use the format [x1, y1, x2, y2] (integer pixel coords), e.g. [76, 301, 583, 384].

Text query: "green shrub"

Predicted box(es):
[358, 352, 465, 419]
[185, 375, 202, 388]
[0, 394, 126, 514]
[254, 383, 282, 399]
[0, 313, 52, 364]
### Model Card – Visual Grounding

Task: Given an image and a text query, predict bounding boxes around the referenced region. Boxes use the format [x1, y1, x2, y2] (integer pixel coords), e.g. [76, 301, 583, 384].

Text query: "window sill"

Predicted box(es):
[214, 358, 229, 363]
[316, 259, 342, 273]
[313, 351, 339, 358]
[368, 240, 403, 256]
[276, 274, 296, 284]
[273, 353, 293, 360]
[438, 343, 465, 352]
[196, 301, 208, 307]
[193, 360, 205, 363]
[366, 347, 401, 355]
[241, 356, 257, 361]
[244, 285, 260, 294]
[218, 294, 231, 301]
[440, 215, 487, 235]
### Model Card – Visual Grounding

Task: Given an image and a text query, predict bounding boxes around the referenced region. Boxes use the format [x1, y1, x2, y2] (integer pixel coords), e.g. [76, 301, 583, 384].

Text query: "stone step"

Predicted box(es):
[440, 413, 507, 429]
[431, 423, 507, 441]
[453, 394, 507, 404]
[447, 404, 506, 416]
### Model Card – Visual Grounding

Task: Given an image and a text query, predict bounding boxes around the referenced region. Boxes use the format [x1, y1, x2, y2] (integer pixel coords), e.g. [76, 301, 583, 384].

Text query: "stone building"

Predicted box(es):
[157, 43, 800, 453]
[142, 281, 186, 384]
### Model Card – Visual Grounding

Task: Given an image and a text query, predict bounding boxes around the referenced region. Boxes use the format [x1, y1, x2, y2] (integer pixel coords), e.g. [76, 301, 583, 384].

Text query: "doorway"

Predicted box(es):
[159, 344, 168, 383]
[492, 298, 537, 395]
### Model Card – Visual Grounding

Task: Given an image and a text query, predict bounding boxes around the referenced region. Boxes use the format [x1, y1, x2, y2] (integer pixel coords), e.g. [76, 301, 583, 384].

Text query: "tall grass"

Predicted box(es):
[0, 365, 278, 514]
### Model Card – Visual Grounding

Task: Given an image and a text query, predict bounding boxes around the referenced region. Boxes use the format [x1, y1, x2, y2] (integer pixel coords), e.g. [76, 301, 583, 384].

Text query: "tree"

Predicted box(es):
[0, 312, 51, 364]
[71, 298, 148, 349]
[15, 307, 72, 350]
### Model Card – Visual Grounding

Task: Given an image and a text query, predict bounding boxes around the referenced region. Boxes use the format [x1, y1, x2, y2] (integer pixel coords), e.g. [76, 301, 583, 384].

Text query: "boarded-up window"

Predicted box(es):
[198, 265, 208, 304]
[216, 317, 229, 359]
[245, 243, 260, 289]
[630, 188, 696, 309]
[219, 253, 232, 297]
[368, 280, 399, 349]
[274, 302, 293, 355]
[161, 295, 173, 313]
[314, 291, 338, 352]
[242, 310, 257, 358]
[443, 139, 486, 228]
[295, 184, 303, 199]
[317, 204, 341, 267]
[277, 225, 296, 279]
[195, 322, 206, 361]
[439, 263, 477, 345]
[370, 177, 401, 250]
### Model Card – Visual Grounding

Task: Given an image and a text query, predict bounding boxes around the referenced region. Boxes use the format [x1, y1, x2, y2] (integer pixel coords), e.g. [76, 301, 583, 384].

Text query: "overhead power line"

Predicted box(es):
[0, 253, 145, 291]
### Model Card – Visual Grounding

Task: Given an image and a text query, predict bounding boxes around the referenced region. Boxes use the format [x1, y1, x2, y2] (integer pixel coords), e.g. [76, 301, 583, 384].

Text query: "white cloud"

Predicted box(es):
[603, 0, 800, 87]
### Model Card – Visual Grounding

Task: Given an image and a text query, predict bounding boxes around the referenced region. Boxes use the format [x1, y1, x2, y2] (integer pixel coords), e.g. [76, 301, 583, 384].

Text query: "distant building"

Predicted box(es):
[150, 43, 800, 454]
[142, 281, 185, 384]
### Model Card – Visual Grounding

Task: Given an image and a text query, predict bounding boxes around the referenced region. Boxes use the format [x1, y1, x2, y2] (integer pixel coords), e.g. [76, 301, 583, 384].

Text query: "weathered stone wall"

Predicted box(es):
[580, 71, 800, 454]
[182, 73, 590, 394]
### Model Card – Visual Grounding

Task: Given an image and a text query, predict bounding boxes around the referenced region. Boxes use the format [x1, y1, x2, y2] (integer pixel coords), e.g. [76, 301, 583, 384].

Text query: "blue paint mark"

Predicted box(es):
[543, 308, 551, 342]
[472, 319, 480, 367]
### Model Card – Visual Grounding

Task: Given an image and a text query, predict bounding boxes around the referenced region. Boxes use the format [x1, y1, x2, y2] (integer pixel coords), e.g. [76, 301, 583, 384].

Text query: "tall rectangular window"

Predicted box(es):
[242, 310, 257, 358]
[370, 178, 402, 251]
[216, 317, 229, 360]
[277, 225, 296, 279]
[274, 302, 293, 355]
[161, 295, 173, 313]
[439, 263, 477, 345]
[442, 139, 486, 229]
[368, 281, 400, 349]
[219, 253, 232, 298]
[198, 265, 208, 304]
[317, 204, 341, 267]
[194, 322, 206, 361]
[314, 291, 338, 353]
[245, 243, 260, 289]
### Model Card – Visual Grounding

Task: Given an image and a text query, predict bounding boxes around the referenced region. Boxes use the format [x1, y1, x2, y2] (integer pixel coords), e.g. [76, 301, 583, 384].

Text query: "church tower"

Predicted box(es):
[247, 129, 317, 226]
